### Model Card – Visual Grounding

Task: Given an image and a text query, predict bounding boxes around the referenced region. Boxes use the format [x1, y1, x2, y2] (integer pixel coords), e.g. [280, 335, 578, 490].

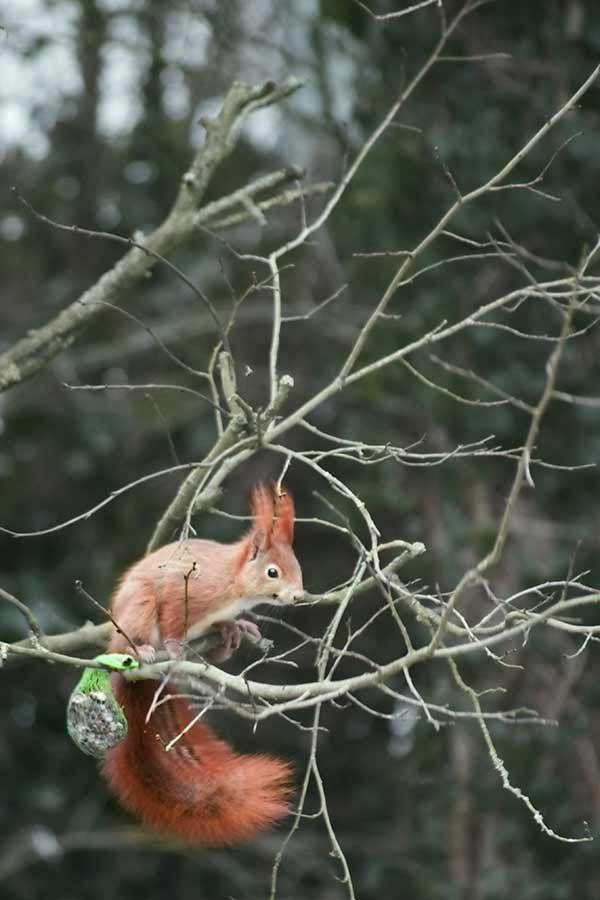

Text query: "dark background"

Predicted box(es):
[2, 1, 600, 898]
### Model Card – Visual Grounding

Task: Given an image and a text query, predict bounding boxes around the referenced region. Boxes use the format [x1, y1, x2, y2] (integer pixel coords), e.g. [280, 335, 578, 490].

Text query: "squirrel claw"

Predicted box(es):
[211, 620, 241, 662]
[136, 644, 157, 663]
[236, 619, 262, 641]
[209, 618, 261, 663]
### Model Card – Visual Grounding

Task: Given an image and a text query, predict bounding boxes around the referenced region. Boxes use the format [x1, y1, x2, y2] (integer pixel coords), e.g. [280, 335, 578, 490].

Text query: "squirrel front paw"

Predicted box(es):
[209, 619, 262, 663]
[236, 619, 262, 641]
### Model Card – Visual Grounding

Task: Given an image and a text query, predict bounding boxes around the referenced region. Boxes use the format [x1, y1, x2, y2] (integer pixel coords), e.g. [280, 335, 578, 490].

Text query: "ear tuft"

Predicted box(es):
[273, 483, 295, 545]
[250, 484, 275, 550]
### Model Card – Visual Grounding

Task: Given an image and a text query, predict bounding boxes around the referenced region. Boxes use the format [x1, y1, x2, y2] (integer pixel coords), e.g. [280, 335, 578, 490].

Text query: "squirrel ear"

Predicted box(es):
[250, 485, 274, 551]
[273, 485, 294, 545]
[250, 527, 269, 558]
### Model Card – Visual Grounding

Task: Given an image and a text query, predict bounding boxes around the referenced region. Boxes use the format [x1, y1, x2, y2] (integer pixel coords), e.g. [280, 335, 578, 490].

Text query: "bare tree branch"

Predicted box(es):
[0, 77, 303, 393]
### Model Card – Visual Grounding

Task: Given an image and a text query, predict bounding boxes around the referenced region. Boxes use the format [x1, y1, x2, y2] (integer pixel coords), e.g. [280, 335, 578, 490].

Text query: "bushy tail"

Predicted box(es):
[102, 678, 292, 846]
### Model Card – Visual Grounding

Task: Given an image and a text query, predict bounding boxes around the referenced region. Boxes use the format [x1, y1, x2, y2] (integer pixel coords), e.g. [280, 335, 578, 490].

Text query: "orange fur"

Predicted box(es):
[250, 483, 276, 546]
[103, 484, 302, 846]
[274, 486, 295, 544]
[103, 678, 291, 846]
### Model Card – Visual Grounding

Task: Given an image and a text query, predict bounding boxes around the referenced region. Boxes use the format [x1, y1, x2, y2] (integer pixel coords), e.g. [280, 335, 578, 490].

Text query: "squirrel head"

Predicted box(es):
[236, 483, 303, 605]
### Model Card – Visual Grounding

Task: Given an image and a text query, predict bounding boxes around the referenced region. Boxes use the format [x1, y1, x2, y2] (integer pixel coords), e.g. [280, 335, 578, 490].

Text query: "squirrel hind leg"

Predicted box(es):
[135, 643, 157, 663]
[108, 631, 157, 662]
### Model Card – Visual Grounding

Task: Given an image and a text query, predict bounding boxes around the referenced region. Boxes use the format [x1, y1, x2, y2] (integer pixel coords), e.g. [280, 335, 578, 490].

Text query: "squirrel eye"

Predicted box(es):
[266, 566, 280, 579]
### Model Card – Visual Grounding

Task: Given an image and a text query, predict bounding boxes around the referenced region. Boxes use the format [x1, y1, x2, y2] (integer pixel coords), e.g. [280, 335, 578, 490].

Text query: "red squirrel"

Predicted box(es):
[102, 484, 303, 846]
